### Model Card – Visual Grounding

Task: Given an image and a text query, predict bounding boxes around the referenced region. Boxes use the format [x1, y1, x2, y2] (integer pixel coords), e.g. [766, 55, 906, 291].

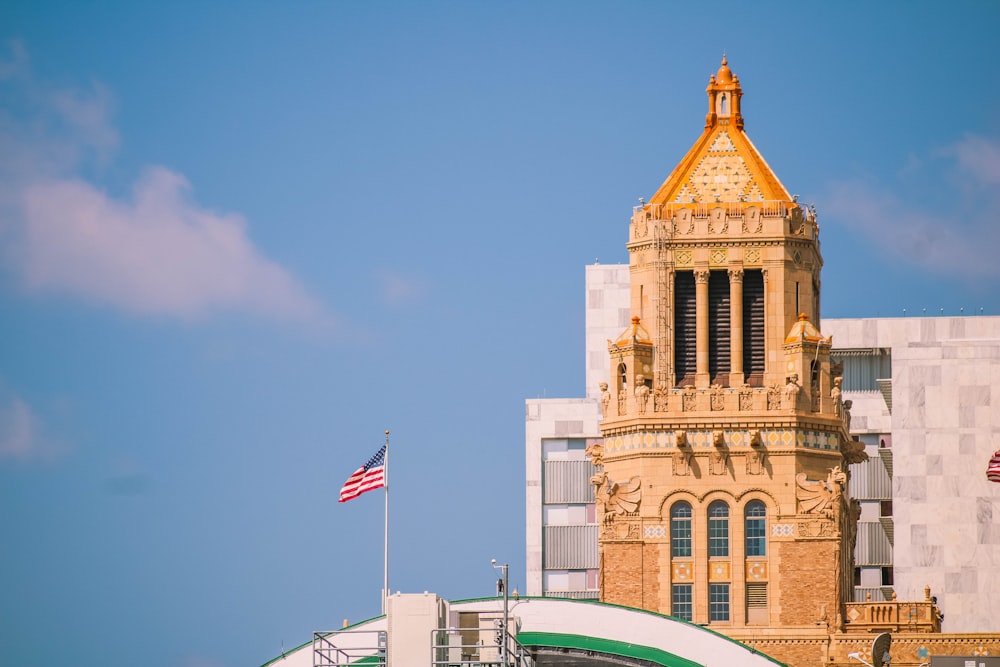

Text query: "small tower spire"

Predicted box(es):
[705, 54, 744, 130]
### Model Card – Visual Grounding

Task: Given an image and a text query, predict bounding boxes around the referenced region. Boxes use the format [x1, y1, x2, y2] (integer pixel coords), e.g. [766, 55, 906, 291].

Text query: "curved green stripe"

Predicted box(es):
[516, 631, 703, 667]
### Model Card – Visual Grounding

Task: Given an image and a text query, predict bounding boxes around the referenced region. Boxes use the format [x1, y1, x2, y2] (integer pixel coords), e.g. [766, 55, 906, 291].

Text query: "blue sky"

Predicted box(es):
[1, 2, 998, 666]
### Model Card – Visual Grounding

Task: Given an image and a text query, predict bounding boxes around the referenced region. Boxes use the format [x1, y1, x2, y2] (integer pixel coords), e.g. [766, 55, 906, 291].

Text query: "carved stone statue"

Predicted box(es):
[591, 470, 641, 524]
[672, 449, 692, 476]
[634, 374, 650, 415]
[831, 376, 843, 416]
[746, 446, 765, 475]
[599, 382, 611, 418]
[674, 430, 688, 447]
[842, 399, 853, 432]
[710, 447, 729, 476]
[617, 388, 626, 415]
[783, 374, 801, 410]
[795, 466, 847, 516]
[585, 441, 604, 468]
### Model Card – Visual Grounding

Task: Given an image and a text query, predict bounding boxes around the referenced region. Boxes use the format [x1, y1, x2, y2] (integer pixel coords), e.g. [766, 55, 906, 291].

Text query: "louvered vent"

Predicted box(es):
[708, 271, 731, 386]
[674, 272, 697, 386]
[742, 270, 765, 386]
[746, 582, 767, 608]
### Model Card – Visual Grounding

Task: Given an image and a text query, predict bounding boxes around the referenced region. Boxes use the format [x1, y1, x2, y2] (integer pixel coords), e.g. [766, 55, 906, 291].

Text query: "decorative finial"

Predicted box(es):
[721, 53, 727, 66]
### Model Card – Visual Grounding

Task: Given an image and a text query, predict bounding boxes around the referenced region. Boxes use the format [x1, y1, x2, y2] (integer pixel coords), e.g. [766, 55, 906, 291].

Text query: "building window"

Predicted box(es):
[746, 582, 767, 608]
[671, 502, 692, 557]
[881, 567, 894, 586]
[672, 584, 693, 621]
[880, 500, 893, 517]
[742, 270, 764, 386]
[674, 272, 696, 386]
[708, 501, 730, 557]
[745, 500, 767, 557]
[709, 583, 730, 622]
[708, 270, 731, 386]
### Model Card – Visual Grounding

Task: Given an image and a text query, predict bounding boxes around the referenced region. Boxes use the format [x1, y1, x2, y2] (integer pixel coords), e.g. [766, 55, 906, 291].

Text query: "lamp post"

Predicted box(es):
[492, 559, 509, 666]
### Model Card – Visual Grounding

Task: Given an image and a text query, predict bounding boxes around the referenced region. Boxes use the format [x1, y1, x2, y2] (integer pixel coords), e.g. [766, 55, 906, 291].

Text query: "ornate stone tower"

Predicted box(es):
[591, 57, 866, 636]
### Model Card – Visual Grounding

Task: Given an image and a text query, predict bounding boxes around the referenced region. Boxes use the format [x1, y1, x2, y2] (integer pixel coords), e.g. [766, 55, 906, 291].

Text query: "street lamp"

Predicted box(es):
[491, 559, 509, 667]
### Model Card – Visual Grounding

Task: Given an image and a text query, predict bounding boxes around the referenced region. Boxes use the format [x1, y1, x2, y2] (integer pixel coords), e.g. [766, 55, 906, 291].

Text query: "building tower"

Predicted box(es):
[591, 57, 867, 639]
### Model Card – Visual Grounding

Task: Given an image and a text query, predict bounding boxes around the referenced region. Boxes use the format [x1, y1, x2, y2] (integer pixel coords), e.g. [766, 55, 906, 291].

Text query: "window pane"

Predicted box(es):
[672, 584, 693, 621]
[709, 583, 730, 622]
[671, 502, 692, 557]
[745, 500, 767, 557]
[708, 501, 729, 557]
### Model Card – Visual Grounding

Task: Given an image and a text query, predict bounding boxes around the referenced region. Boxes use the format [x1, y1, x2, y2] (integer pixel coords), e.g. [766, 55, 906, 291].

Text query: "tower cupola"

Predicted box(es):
[706, 55, 744, 130]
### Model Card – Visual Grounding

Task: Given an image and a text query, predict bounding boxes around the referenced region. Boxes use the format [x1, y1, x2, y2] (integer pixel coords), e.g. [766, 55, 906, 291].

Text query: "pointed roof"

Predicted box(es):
[648, 57, 792, 206]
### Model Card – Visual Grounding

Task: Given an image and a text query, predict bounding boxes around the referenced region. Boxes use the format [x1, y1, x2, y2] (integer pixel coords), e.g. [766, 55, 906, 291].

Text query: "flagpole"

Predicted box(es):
[383, 429, 390, 615]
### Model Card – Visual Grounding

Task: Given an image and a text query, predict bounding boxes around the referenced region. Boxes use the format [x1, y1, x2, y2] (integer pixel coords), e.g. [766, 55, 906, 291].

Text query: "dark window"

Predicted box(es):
[672, 584, 693, 621]
[708, 271, 731, 386]
[881, 567, 894, 586]
[742, 270, 765, 386]
[746, 582, 767, 608]
[709, 583, 730, 622]
[674, 272, 696, 386]
[880, 500, 893, 517]
[853, 567, 861, 587]
[708, 501, 730, 557]
[671, 502, 692, 557]
[745, 500, 767, 557]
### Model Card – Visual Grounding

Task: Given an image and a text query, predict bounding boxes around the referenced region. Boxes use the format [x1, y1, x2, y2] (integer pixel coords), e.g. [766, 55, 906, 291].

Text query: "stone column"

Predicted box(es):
[695, 269, 710, 387]
[729, 268, 744, 387]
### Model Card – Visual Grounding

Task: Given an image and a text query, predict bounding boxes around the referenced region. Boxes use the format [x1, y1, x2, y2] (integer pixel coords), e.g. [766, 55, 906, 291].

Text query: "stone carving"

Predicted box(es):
[682, 386, 697, 412]
[738, 383, 753, 411]
[831, 376, 843, 416]
[841, 437, 868, 465]
[653, 386, 669, 412]
[694, 269, 710, 285]
[617, 388, 626, 416]
[767, 384, 782, 410]
[710, 384, 725, 411]
[634, 374, 650, 415]
[710, 432, 728, 475]
[592, 472, 642, 524]
[796, 466, 847, 516]
[746, 446, 765, 475]
[742, 207, 762, 234]
[600, 382, 611, 418]
[797, 519, 835, 538]
[842, 399, 853, 432]
[585, 441, 604, 468]
[672, 449, 692, 476]
[674, 430, 688, 447]
[783, 374, 801, 410]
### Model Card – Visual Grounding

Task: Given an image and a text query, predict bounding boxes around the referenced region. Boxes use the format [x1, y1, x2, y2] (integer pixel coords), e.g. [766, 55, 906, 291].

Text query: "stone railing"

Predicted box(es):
[843, 594, 941, 634]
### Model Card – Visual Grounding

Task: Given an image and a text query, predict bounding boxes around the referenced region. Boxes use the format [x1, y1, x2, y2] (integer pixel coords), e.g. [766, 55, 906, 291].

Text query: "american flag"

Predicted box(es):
[339, 445, 386, 502]
[987, 450, 1000, 484]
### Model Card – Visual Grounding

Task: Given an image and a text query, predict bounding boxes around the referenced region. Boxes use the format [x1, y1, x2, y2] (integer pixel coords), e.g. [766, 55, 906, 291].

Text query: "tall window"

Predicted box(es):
[672, 584, 693, 621]
[745, 500, 767, 557]
[671, 502, 692, 557]
[708, 271, 731, 386]
[674, 272, 696, 386]
[708, 501, 730, 557]
[742, 270, 765, 386]
[709, 583, 730, 622]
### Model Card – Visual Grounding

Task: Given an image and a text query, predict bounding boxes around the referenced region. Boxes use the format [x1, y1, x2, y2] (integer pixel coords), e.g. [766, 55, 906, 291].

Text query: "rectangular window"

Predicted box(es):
[708, 270, 731, 386]
[880, 500, 893, 517]
[674, 272, 696, 386]
[881, 567, 894, 586]
[708, 516, 729, 557]
[672, 584, 693, 621]
[745, 518, 766, 557]
[709, 583, 730, 622]
[671, 517, 692, 557]
[742, 270, 765, 386]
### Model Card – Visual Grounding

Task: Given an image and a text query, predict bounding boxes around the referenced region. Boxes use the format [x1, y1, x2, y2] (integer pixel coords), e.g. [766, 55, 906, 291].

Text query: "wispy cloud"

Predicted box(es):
[0, 389, 47, 462]
[377, 268, 428, 306]
[821, 134, 1000, 280]
[0, 41, 331, 326]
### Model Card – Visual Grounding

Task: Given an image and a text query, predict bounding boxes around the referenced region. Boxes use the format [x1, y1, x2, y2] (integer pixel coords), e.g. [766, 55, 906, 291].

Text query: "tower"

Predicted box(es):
[592, 57, 866, 635]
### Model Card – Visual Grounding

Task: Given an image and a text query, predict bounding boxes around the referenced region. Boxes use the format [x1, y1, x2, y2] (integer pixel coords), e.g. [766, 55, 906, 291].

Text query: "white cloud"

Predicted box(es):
[378, 268, 428, 306]
[821, 135, 1000, 280]
[0, 42, 330, 326]
[0, 393, 41, 461]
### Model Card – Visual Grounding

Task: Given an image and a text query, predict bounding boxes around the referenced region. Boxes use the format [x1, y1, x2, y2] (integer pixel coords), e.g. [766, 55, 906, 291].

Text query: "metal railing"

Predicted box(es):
[431, 625, 535, 667]
[313, 629, 386, 667]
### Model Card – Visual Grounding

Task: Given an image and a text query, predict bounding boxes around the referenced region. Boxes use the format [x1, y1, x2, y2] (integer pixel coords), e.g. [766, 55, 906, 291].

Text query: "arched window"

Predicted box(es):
[720, 93, 728, 115]
[745, 500, 767, 557]
[708, 501, 730, 557]
[618, 363, 627, 392]
[670, 502, 692, 557]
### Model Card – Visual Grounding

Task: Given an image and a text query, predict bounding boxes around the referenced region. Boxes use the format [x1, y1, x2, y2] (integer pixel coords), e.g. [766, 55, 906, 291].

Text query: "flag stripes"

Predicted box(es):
[339, 445, 386, 502]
